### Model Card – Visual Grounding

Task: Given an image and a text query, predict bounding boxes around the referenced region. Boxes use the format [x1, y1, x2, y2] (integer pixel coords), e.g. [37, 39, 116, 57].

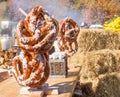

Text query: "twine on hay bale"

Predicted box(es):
[79, 49, 120, 97]
[78, 29, 120, 52]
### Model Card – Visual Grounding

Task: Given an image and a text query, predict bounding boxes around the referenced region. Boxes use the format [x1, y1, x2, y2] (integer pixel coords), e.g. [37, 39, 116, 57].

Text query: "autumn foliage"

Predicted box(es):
[69, 0, 120, 25]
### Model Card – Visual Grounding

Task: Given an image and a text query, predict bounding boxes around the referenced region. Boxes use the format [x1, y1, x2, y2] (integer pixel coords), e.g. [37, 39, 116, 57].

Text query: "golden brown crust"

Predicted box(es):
[58, 17, 80, 57]
[12, 6, 58, 88]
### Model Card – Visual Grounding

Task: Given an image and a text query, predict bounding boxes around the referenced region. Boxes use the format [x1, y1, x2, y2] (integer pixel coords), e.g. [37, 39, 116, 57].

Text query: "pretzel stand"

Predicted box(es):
[58, 17, 80, 57]
[12, 6, 59, 96]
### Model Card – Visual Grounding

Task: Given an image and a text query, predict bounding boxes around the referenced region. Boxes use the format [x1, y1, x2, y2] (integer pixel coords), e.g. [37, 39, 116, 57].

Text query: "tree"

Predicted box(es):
[69, 0, 120, 25]
[0, 0, 7, 2]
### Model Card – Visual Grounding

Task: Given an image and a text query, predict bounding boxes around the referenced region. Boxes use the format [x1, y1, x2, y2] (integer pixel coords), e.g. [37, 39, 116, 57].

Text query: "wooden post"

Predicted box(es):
[18, 8, 27, 16]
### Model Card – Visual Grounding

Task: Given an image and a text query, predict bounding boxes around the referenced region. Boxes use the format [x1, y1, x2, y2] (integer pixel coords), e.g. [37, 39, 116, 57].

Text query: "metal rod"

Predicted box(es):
[19, 8, 27, 16]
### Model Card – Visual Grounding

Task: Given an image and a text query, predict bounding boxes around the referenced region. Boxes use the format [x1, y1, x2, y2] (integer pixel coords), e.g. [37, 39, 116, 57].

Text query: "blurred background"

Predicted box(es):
[0, 1, 120, 96]
[0, 0, 119, 50]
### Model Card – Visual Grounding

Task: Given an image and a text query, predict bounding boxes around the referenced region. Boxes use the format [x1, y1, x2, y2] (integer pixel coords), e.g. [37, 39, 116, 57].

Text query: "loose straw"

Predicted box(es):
[19, 8, 27, 16]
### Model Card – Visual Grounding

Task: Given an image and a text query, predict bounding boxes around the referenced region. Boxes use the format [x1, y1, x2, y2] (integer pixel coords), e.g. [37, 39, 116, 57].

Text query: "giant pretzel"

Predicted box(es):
[12, 6, 59, 88]
[58, 17, 80, 57]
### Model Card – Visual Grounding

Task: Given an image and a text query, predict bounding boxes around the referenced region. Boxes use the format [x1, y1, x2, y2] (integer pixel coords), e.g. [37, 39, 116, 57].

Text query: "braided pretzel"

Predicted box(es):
[58, 17, 80, 57]
[12, 6, 58, 88]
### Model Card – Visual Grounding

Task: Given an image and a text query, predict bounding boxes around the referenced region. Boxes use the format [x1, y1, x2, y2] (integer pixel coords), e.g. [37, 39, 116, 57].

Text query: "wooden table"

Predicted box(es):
[0, 66, 80, 97]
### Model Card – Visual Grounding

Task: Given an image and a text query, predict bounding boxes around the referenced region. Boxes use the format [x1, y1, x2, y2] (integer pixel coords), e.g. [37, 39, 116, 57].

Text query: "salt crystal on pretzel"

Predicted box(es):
[12, 6, 59, 88]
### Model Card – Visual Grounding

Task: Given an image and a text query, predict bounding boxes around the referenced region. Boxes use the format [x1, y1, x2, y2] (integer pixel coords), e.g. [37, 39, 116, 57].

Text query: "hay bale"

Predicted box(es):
[69, 29, 120, 97]
[79, 49, 120, 97]
[80, 50, 120, 80]
[93, 73, 120, 97]
[80, 73, 120, 97]
[69, 29, 120, 65]
[78, 29, 120, 52]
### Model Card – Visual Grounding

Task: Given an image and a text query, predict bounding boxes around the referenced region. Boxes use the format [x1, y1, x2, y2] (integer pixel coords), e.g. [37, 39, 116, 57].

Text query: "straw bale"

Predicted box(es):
[80, 73, 120, 97]
[70, 29, 120, 97]
[79, 49, 120, 97]
[80, 50, 120, 80]
[78, 29, 120, 52]
[93, 73, 120, 97]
